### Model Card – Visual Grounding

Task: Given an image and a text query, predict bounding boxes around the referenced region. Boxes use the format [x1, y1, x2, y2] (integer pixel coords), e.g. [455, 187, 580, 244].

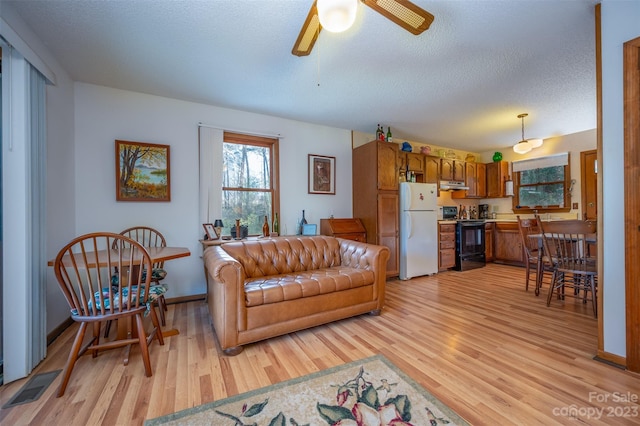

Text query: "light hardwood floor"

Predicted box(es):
[1, 264, 639, 425]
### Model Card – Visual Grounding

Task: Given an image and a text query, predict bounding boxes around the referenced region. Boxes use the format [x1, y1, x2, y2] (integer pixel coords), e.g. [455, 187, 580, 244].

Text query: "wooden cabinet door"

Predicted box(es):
[377, 142, 399, 191]
[453, 161, 465, 181]
[494, 222, 524, 265]
[476, 163, 487, 198]
[485, 222, 494, 262]
[466, 162, 477, 197]
[453, 161, 478, 199]
[424, 156, 440, 183]
[406, 153, 425, 171]
[377, 192, 399, 276]
[440, 159, 454, 180]
[486, 161, 508, 198]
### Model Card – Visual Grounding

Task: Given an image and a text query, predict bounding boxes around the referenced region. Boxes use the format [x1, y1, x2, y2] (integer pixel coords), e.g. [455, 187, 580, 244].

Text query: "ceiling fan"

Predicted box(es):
[292, 0, 435, 56]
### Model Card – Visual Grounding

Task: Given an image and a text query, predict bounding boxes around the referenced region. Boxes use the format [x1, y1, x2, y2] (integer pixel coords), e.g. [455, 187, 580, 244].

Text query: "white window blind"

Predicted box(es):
[512, 152, 569, 172]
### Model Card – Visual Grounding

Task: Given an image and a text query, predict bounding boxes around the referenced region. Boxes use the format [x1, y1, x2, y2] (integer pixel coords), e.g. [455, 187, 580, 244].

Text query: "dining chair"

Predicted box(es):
[516, 215, 551, 296]
[53, 232, 165, 397]
[538, 219, 598, 317]
[117, 226, 169, 325]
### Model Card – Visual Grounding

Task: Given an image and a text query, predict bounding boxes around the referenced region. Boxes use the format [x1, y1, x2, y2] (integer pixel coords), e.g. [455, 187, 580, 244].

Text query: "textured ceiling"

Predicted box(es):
[3, 0, 598, 152]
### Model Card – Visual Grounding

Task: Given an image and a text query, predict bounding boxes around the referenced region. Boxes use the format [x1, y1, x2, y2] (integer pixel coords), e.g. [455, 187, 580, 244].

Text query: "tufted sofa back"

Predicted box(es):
[221, 236, 342, 278]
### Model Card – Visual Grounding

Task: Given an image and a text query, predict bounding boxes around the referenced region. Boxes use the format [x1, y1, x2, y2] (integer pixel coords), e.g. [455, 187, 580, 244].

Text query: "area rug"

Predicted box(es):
[145, 354, 468, 425]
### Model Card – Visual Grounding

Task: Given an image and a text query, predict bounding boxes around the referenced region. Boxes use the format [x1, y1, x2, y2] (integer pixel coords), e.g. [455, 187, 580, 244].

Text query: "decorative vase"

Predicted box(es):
[493, 152, 503, 162]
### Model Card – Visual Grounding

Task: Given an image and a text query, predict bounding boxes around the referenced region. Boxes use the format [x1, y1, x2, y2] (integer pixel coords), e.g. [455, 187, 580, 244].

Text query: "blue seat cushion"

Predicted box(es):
[71, 284, 167, 316]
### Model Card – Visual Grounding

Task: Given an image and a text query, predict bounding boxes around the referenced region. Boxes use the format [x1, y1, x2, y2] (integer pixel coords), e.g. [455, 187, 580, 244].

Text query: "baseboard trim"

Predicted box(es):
[165, 293, 206, 305]
[47, 316, 74, 346]
[595, 350, 626, 369]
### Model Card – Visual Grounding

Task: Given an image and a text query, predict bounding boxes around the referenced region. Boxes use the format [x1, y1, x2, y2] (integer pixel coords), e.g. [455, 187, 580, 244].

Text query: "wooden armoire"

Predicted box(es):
[352, 140, 399, 277]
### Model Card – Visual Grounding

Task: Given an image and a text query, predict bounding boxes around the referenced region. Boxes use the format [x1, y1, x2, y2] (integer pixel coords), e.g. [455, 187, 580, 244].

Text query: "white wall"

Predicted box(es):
[600, 0, 640, 358]
[74, 83, 353, 301]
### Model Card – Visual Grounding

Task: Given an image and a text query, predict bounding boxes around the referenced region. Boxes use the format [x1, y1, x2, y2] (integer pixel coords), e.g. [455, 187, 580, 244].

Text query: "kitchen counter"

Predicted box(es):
[439, 218, 578, 224]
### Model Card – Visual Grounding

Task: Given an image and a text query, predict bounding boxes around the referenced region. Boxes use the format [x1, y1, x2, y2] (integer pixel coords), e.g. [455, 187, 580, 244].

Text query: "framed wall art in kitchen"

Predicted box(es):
[116, 140, 171, 201]
[308, 154, 335, 195]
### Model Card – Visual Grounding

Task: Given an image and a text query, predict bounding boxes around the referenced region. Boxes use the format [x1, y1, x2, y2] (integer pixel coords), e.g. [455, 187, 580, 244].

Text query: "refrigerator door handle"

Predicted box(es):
[405, 212, 413, 239]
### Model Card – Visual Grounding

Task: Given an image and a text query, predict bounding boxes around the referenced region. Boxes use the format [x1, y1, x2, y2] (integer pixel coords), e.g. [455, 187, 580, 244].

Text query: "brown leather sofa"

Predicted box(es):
[203, 235, 390, 355]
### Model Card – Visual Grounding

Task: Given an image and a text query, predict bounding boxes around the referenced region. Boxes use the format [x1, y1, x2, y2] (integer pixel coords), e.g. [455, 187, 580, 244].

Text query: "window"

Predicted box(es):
[512, 153, 571, 213]
[222, 132, 279, 236]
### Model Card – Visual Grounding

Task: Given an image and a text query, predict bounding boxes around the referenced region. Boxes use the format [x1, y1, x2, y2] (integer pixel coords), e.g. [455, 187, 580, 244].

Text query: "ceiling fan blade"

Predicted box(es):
[362, 0, 434, 35]
[292, 1, 321, 56]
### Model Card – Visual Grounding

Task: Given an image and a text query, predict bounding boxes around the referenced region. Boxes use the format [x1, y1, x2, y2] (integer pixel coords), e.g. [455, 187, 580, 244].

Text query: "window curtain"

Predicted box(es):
[1, 41, 48, 382]
[512, 152, 569, 172]
[198, 125, 224, 229]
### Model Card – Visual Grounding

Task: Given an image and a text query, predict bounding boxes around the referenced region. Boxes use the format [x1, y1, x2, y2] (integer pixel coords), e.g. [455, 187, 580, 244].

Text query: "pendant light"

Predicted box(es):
[513, 113, 543, 154]
[317, 0, 358, 33]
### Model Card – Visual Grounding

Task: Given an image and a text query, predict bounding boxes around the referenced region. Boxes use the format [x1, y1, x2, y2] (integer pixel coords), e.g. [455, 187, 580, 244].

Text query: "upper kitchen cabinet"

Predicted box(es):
[486, 160, 509, 198]
[398, 151, 426, 183]
[377, 142, 399, 190]
[398, 152, 441, 184]
[452, 161, 486, 199]
[424, 155, 440, 183]
[440, 158, 465, 181]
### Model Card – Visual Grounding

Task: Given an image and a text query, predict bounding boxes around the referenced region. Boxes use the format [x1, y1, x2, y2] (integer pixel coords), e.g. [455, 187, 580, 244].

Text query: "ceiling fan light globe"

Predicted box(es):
[317, 0, 358, 33]
[513, 140, 532, 154]
[528, 138, 543, 149]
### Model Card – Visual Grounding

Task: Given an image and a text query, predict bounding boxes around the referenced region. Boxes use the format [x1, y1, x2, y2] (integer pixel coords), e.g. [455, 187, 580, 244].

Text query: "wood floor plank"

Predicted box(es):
[1, 264, 639, 425]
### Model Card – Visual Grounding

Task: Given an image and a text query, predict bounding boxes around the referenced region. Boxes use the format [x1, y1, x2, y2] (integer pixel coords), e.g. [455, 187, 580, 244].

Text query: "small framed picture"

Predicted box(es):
[308, 154, 335, 195]
[302, 224, 317, 236]
[203, 223, 219, 240]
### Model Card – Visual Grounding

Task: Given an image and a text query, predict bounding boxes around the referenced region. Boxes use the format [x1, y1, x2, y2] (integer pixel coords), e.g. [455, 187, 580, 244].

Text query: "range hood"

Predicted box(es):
[439, 180, 469, 191]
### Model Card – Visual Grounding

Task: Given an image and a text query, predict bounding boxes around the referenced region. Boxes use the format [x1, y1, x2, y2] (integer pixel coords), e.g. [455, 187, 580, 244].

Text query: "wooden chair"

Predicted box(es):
[538, 219, 598, 317]
[517, 216, 549, 295]
[117, 226, 169, 325]
[53, 232, 165, 397]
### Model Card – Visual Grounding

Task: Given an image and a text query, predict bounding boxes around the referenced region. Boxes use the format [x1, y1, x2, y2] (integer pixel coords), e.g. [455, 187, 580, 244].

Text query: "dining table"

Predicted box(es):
[48, 245, 191, 362]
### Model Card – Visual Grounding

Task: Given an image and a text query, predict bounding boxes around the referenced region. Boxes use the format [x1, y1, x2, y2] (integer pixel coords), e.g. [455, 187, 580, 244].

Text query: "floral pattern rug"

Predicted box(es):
[145, 354, 468, 426]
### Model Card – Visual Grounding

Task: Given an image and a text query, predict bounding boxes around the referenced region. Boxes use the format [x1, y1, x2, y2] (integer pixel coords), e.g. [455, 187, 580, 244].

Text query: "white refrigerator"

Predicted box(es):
[399, 182, 439, 280]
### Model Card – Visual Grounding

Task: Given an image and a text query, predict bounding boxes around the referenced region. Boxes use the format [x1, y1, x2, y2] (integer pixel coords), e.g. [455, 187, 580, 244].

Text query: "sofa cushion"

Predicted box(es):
[244, 266, 374, 307]
[222, 236, 342, 278]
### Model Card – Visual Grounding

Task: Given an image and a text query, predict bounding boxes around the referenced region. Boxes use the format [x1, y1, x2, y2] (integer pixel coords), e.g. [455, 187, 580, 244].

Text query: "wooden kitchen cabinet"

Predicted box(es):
[440, 158, 465, 181]
[398, 152, 428, 183]
[353, 140, 399, 277]
[476, 163, 487, 197]
[320, 218, 366, 242]
[486, 161, 509, 198]
[493, 222, 524, 265]
[424, 155, 440, 183]
[377, 142, 399, 191]
[438, 223, 456, 270]
[452, 161, 486, 199]
[485, 222, 494, 262]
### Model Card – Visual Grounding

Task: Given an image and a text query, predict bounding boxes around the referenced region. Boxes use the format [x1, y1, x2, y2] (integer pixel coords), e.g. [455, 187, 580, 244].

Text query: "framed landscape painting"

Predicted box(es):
[116, 140, 171, 201]
[308, 154, 335, 195]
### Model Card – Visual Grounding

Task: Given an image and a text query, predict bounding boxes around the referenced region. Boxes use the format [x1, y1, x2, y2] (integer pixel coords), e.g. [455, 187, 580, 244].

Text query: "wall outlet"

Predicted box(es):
[572, 202, 578, 209]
